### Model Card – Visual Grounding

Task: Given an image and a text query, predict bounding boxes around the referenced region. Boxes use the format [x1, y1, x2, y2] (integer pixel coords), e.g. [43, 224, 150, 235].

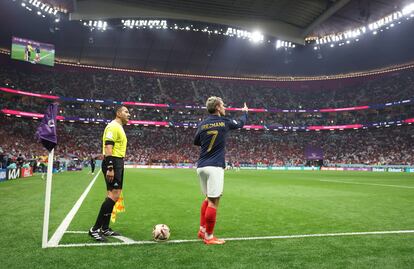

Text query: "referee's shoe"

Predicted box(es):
[101, 228, 121, 236]
[88, 227, 107, 242]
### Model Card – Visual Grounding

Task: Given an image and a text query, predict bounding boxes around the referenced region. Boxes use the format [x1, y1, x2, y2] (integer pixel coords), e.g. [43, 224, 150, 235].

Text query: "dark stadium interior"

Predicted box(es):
[1, 0, 414, 76]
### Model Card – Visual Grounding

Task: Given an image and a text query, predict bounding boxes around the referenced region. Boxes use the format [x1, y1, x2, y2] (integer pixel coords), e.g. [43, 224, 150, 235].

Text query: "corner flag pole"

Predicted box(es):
[42, 148, 54, 248]
[37, 103, 58, 249]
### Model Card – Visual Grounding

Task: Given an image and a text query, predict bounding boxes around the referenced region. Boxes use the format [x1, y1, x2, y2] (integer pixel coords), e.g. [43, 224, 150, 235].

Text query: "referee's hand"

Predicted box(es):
[106, 170, 115, 182]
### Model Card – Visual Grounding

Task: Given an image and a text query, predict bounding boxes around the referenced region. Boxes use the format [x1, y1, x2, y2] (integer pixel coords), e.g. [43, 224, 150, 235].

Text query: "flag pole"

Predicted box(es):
[42, 148, 54, 248]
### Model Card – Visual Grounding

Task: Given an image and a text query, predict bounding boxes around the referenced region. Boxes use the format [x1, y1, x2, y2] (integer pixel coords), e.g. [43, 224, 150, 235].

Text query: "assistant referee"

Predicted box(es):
[89, 106, 130, 242]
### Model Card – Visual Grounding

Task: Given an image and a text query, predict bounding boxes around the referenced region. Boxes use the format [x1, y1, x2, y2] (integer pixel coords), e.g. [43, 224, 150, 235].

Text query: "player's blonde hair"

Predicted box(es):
[206, 96, 223, 114]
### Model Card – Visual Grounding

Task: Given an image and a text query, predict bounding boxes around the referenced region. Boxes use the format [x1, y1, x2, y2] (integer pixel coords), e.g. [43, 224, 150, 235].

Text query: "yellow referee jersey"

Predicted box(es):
[102, 120, 127, 158]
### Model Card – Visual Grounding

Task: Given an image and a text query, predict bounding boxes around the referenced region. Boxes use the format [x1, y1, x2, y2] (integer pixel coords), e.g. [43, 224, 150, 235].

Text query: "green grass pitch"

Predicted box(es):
[1, 169, 413, 268]
[11, 44, 55, 66]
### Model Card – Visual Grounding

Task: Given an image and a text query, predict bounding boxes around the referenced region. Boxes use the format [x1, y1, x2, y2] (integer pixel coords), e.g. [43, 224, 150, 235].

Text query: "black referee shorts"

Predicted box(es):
[102, 157, 124, 190]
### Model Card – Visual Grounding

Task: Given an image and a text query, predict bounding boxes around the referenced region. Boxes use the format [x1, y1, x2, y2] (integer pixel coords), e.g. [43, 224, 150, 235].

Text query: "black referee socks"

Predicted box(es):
[93, 197, 116, 231]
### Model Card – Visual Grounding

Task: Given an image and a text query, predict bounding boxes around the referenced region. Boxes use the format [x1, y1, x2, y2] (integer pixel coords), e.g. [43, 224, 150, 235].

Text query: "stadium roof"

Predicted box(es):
[70, 0, 406, 44]
[1, 0, 413, 76]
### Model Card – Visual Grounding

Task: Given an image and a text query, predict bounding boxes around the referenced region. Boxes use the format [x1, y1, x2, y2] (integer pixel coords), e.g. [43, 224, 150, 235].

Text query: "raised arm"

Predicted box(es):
[228, 103, 248, 130]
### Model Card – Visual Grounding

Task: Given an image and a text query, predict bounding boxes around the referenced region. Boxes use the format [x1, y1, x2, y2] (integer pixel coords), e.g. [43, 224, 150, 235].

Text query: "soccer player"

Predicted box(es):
[24, 44, 30, 62]
[90, 156, 96, 174]
[25, 43, 33, 62]
[89, 106, 130, 242]
[35, 47, 41, 63]
[194, 97, 248, 245]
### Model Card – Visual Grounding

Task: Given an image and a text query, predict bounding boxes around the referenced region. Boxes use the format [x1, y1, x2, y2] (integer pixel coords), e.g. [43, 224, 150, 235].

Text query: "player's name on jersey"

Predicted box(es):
[201, 121, 225, 130]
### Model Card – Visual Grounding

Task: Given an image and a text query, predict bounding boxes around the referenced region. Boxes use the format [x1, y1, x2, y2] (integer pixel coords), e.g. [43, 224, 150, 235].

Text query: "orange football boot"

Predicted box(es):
[203, 237, 225, 245]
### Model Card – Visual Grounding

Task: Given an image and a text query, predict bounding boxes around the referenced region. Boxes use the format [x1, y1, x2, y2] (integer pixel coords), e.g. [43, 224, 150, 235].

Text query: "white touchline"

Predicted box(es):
[54, 229, 414, 248]
[319, 179, 414, 189]
[47, 170, 101, 247]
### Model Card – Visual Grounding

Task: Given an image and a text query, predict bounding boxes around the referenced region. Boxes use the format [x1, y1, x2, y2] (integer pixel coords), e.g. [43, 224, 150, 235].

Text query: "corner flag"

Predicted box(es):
[38, 103, 58, 248]
[36, 103, 58, 151]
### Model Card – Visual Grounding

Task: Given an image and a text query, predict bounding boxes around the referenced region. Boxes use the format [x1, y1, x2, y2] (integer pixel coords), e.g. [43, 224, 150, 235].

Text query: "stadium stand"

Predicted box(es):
[1, 114, 413, 167]
[1, 56, 414, 167]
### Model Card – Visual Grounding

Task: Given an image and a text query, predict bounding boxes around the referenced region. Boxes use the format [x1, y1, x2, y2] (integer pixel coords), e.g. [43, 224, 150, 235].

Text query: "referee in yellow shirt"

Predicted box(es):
[89, 106, 130, 241]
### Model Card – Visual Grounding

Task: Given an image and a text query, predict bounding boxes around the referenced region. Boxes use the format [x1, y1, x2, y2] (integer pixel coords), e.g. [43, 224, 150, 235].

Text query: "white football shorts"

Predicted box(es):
[196, 166, 224, 198]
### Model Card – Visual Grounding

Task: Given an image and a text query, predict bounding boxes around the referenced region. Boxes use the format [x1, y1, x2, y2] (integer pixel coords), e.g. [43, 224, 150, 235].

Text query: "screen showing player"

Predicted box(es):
[11, 36, 55, 67]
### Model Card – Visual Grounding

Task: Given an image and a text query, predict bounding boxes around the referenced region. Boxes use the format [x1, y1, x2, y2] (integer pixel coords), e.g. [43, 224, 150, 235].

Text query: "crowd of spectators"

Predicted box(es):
[226, 126, 414, 166]
[2, 93, 414, 127]
[1, 64, 413, 110]
[1, 116, 413, 167]
[1, 62, 414, 167]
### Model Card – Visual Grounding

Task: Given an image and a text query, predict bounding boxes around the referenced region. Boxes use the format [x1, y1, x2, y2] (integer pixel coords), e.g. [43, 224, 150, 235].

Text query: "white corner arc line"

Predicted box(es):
[47, 170, 101, 247]
[55, 229, 414, 248]
[319, 179, 414, 189]
[113, 236, 137, 243]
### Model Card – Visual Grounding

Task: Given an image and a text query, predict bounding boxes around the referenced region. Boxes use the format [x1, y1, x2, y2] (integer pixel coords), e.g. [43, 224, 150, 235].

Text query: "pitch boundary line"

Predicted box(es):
[47, 170, 101, 247]
[319, 179, 414, 189]
[54, 229, 414, 248]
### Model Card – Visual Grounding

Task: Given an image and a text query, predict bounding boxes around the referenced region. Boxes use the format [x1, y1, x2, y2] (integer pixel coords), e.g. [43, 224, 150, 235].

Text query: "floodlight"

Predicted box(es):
[276, 40, 281, 49]
[402, 3, 414, 15]
[250, 31, 263, 43]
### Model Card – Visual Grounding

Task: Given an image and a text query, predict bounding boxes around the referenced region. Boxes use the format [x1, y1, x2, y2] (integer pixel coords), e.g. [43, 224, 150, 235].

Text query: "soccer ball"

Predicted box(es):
[152, 224, 170, 241]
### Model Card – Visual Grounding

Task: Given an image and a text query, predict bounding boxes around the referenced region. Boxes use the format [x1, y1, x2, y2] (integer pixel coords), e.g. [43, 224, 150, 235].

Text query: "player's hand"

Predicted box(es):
[106, 170, 115, 182]
[242, 102, 248, 112]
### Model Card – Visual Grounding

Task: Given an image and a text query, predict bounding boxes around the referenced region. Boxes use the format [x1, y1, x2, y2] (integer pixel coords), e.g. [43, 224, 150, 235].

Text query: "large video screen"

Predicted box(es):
[11, 37, 55, 66]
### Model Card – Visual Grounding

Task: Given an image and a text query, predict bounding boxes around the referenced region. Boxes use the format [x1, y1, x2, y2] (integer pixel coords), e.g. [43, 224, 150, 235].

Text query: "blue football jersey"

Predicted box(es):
[194, 113, 247, 168]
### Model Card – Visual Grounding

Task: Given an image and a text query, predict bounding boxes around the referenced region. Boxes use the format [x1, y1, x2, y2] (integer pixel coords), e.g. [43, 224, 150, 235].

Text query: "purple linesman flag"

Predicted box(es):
[36, 103, 58, 152]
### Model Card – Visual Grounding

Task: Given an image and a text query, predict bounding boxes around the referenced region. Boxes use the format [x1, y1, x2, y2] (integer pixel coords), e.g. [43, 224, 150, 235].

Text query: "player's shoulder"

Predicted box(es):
[107, 120, 121, 127]
[198, 117, 209, 126]
[105, 120, 121, 132]
[223, 117, 237, 124]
